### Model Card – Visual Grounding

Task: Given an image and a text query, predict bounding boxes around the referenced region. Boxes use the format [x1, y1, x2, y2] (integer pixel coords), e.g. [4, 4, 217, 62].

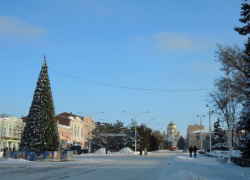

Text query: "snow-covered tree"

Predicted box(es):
[19, 56, 60, 151]
[235, 0, 250, 159]
[91, 120, 129, 152]
[211, 119, 228, 151]
[91, 122, 109, 150]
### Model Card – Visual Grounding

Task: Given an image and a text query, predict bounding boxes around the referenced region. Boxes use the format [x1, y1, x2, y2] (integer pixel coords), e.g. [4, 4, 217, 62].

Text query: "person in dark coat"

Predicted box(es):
[189, 146, 193, 157]
[139, 148, 142, 156]
[193, 146, 198, 158]
[106, 147, 108, 155]
[3, 147, 7, 157]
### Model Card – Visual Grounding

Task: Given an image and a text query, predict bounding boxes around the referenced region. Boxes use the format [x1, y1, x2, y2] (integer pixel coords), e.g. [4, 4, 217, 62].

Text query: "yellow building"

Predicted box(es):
[187, 124, 208, 149]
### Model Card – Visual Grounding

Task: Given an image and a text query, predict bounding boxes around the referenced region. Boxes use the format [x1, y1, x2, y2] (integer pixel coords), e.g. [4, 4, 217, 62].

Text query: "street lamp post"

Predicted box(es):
[206, 104, 214, 152]
[78, 112, 104, 153]
[197, 114, 205, 151]
[225, 78, 232, 162]
[123, 111, 149, 152]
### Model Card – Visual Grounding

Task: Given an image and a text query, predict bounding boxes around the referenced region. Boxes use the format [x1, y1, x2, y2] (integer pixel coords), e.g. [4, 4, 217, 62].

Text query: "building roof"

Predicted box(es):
[167, 120, 176, 129]
[189, 129, 209, 134]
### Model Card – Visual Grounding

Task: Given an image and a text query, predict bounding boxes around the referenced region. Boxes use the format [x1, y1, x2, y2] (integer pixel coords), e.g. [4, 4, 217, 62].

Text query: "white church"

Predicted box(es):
[163, 120, 181, 147]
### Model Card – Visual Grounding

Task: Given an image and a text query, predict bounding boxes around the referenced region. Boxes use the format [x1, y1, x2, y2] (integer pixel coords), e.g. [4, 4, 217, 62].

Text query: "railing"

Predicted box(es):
[231, 157, 250, 167]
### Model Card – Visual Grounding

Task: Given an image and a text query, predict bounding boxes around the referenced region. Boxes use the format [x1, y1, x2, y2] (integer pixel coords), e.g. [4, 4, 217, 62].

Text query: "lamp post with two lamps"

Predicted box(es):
[123, 111, 149, 152]
[197, 114, 205, 151]
[78, 112, 104, 153]
[206, 104, 214, 152]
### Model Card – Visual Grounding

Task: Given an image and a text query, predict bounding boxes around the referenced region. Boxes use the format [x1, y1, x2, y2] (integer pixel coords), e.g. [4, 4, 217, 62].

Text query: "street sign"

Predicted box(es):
[196, 132, 200, 140]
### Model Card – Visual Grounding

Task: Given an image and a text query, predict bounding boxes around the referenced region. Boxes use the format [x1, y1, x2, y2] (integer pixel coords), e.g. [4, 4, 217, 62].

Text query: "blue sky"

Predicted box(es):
[0, 0, 246, 137]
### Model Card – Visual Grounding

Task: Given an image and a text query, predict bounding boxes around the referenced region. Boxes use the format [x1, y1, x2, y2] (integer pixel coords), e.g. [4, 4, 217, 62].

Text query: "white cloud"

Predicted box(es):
[0, 16, 47, 41]
[155, 32, 206, 52]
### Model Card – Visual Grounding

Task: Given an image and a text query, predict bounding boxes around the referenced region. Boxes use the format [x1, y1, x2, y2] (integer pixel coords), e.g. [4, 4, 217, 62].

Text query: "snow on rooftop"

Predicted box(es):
[189, 129, 210, 134]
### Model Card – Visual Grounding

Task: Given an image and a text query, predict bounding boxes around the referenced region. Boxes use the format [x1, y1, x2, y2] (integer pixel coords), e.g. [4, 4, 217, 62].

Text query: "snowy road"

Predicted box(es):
[0, 151, 249, 180]
[0, 152, 178, 180]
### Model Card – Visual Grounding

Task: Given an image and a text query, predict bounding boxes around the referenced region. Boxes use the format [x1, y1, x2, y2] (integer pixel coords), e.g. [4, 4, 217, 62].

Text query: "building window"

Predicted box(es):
[4, 128, 6, 136]
[13, 129, 16, 137]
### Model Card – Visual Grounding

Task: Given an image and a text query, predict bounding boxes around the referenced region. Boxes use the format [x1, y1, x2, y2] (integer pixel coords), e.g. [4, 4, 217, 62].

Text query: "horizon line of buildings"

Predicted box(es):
[0, 112, 96, 151]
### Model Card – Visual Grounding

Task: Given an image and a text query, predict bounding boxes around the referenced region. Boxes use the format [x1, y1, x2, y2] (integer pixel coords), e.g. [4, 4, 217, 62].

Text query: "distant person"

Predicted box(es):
[189, 146, 193, 158]
[193, 146, 198, 158]
[144, 148, 148, 156]
[3, 147, 7, 157]
[106, 148, 108, 155]
[139, 148, 142, 156]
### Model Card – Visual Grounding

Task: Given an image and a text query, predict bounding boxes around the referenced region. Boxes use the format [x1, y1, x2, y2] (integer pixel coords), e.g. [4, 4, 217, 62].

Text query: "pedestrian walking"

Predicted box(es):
[189, 146, 193, 158]
[3, 147, 7, 157]
[106, 147, 108, 155]
[193, 146, 197, 158]
[139, 147, 142, 156]
[144, 147, 148, 156]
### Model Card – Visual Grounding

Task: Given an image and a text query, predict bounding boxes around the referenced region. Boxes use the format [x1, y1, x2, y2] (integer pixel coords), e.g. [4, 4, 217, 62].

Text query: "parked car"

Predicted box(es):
[82, 149, 89, 153]
[70, 146, 82, 155]
[170, 146, 178, 151]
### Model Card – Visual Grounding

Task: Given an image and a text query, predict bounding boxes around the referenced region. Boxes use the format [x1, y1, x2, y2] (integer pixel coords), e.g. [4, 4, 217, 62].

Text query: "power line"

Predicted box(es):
[49, 67, 211, 92]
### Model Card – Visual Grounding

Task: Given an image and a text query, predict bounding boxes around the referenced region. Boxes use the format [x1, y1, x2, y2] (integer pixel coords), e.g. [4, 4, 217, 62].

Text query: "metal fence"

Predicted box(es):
[231, 157, 250, 167]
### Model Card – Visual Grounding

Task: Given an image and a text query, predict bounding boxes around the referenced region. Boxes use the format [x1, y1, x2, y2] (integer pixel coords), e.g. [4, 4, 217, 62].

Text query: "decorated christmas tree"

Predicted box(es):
[20, 55, 60, 151]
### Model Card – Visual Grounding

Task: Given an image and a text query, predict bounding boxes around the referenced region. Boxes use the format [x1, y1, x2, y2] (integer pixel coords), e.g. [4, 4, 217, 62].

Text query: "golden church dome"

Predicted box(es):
[167, 120, 176, 129]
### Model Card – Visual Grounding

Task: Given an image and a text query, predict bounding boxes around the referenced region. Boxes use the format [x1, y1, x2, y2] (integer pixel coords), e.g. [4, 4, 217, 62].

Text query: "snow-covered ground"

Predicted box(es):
[0, 148, 249, 180]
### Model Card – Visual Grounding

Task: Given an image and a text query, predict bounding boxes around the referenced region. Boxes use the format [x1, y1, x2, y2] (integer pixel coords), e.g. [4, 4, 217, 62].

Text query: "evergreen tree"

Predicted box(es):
[177, 136, 186, 149]
[211, 119, 228, 151]
[91, 122, 109, 150]
[91, 120, 128, 152]
[235, 0, 250, 159]
[20, 55, 60, 151]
